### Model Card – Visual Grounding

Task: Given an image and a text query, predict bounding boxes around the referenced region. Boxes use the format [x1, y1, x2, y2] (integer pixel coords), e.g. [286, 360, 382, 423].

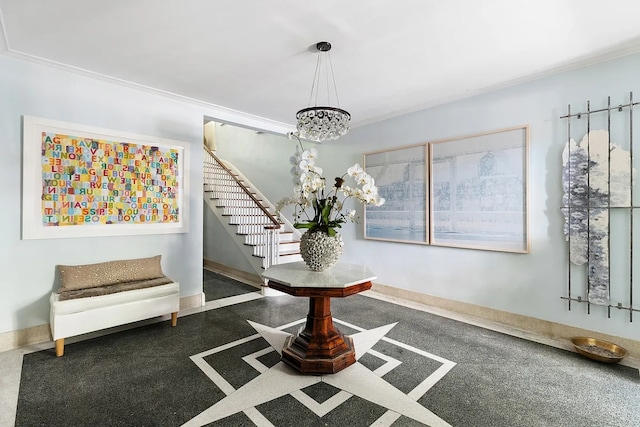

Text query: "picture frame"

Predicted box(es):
[363, 144, 429, 244]
[22, 115, 190, 239]
[429, 125, 529, 253]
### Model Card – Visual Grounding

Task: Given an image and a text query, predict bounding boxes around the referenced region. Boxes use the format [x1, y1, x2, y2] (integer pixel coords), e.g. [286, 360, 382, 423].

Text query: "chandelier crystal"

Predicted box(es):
[295, 42, 351, 143]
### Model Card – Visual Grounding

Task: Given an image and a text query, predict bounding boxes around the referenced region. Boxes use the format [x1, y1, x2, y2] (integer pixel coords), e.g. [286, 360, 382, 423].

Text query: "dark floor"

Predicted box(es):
[14, 271, 640, 427]
[203, 268, 259, 301]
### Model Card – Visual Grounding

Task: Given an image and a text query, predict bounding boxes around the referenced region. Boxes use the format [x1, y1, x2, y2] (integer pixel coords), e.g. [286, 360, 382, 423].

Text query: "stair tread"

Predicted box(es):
[229, 222, 273, 225]
[216, 201, 263, 205]
[223, 213, 273, 217]
[236, 232, 285, 236]
[244, 241, 300, 247]
[253, 252, 301, 259]
[243, 230, 293, 236]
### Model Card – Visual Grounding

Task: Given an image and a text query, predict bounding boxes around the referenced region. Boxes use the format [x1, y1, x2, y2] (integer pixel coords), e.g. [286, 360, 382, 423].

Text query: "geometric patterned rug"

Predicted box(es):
[15, 272, 640, 426]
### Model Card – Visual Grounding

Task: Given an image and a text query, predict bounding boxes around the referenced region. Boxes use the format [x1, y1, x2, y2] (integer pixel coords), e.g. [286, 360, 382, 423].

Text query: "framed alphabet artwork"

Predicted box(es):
[22, 116, 189, 239]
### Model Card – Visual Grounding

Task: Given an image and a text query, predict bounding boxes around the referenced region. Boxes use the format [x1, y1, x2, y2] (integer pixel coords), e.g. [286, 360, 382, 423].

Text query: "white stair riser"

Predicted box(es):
[262, 254, 302, 268]
[245, 233, 295, 245]
[212, 194, 259, 203]
[236, 224, 275, 235]
[222, 207, 271, 216]
[229, 217, 274, 225]
[253, 241, 299, 257]
[278, 242, 300, 252]
[278, 254, 302, 263]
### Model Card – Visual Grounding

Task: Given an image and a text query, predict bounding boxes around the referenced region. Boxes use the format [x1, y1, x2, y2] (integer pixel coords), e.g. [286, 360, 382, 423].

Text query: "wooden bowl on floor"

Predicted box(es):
[571, 337, 628, 363]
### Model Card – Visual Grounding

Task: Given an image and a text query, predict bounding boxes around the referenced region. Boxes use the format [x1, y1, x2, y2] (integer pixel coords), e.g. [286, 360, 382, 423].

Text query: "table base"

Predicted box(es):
[282, 333, 356, 375]
[281, 296, 356, 375]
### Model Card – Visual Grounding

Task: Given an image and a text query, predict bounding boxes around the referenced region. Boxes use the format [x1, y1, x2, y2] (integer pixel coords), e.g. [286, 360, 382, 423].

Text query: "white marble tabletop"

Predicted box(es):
[262, 262, 377, 288]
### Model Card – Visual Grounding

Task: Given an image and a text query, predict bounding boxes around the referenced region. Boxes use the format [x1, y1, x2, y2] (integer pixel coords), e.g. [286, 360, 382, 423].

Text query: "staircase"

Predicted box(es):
[203, 146, 302, 274]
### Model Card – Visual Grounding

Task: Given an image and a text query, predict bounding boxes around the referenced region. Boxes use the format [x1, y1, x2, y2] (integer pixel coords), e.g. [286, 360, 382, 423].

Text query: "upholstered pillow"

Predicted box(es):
[58, 255, 165, 291]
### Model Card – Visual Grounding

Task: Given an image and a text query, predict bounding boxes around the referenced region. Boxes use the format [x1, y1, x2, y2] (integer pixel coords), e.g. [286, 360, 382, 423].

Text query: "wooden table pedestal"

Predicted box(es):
[262, 262, 376, 376]
[281, 296, 356, 374]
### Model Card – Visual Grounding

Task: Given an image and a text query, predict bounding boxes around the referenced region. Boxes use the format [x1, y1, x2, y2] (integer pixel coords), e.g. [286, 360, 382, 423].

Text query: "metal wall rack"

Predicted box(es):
[560, 92, 640, 321]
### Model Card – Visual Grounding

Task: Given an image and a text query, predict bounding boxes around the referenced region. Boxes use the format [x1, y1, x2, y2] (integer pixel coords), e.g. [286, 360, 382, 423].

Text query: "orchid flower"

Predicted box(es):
[275, 145, 385, 236]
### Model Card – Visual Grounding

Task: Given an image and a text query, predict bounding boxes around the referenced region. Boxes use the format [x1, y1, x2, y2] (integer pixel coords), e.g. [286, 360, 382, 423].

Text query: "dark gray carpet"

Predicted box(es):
[15, 272, 639, 426]
[203, 268, 259, 301]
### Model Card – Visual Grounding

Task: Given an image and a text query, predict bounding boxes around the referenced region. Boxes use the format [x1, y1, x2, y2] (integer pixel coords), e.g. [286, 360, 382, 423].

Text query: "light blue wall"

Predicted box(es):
[203, 202, 255, 271]
[0, 55, 206, 334]
[5, 48, 639, 342]
[216, 52, 640, 342]
[214, 124, 296, 192]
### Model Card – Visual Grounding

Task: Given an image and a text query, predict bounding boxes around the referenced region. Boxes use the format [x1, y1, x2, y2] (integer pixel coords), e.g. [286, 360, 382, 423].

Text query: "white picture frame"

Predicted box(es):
[22, 115, 190, 239]
[363, 144, 429, 244]
[429, 125, 529, 253]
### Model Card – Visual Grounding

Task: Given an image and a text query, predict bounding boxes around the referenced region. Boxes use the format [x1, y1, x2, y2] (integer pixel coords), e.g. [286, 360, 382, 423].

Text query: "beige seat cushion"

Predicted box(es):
[51, 282, 180, 315]
[57, 276, 174, 301]
[57, 255, 165, 291]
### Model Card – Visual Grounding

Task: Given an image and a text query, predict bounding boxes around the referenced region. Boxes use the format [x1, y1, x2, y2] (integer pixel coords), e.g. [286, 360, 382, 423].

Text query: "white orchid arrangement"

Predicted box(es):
[276, 139, 385, 236]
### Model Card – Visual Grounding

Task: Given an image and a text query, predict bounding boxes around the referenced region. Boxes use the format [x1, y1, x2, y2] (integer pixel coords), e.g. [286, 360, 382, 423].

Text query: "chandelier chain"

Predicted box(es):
[309, 53, 322, 107]
[327, 52, 341, 108]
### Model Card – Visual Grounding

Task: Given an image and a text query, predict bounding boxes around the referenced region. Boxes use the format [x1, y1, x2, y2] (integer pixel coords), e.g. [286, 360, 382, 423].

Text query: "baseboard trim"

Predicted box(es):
[1, 294, 204, 353]
[0, 324, 51, 354]
[204, 259, 263, 288]
[200, 262, 639, 358]
[370, 282, 640, 360]
[5, 273, 637, 362]
[180, 293, 204, 310]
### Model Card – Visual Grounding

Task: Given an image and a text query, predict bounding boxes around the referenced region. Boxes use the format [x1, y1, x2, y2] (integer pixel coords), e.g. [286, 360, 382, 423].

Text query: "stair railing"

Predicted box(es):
[203, 145, 280, 268]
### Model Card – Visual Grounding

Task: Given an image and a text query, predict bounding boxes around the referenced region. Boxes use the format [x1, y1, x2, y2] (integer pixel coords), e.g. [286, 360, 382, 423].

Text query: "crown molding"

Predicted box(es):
[353, 39, 640, 129]
[0, 48, 295, 136]
[0, 7, 9, 51]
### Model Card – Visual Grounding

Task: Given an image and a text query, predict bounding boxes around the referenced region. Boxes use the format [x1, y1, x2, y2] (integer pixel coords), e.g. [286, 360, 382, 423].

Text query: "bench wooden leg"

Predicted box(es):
[171, 312, 178, 327]
[55, 339, 64, 357]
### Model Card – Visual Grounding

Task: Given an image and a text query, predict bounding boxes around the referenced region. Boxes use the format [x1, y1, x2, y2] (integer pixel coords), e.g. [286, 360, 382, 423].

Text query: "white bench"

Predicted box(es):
[49, 256, 180, 357]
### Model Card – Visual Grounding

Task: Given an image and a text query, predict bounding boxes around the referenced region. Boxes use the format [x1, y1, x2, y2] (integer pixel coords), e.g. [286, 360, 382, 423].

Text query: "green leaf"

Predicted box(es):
[294, 223, 314, 229]
[321, 203, 332, 222]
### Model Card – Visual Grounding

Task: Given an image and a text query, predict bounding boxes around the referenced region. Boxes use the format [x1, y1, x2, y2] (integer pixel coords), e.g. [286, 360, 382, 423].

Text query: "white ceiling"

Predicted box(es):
[2, 0, 640, 132]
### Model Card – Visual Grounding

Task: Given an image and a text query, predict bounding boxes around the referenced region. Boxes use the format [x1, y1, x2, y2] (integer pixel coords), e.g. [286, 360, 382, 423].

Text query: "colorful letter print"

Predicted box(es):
[41, 132, 181, 226]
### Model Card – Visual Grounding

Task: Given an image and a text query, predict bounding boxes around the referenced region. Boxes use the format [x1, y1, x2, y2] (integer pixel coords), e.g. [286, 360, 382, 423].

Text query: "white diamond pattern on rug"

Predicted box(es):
[183, 319, 456, 426]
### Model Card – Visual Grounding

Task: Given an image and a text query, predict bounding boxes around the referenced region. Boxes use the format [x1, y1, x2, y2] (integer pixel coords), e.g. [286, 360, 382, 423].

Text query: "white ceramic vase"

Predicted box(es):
[299, 230, 344, 271]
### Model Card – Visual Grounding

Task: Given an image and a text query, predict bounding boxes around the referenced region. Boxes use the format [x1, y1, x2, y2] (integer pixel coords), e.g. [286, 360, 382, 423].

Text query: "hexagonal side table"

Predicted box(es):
[262, 262, 376, 375]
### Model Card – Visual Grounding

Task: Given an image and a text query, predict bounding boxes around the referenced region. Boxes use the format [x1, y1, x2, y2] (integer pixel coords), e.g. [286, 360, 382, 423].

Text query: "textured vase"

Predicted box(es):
[299, 230, 344, 271]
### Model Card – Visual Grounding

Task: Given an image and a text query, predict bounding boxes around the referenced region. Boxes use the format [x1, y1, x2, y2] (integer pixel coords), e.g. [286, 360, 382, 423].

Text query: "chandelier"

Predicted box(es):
[296, 41, 351, 143]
